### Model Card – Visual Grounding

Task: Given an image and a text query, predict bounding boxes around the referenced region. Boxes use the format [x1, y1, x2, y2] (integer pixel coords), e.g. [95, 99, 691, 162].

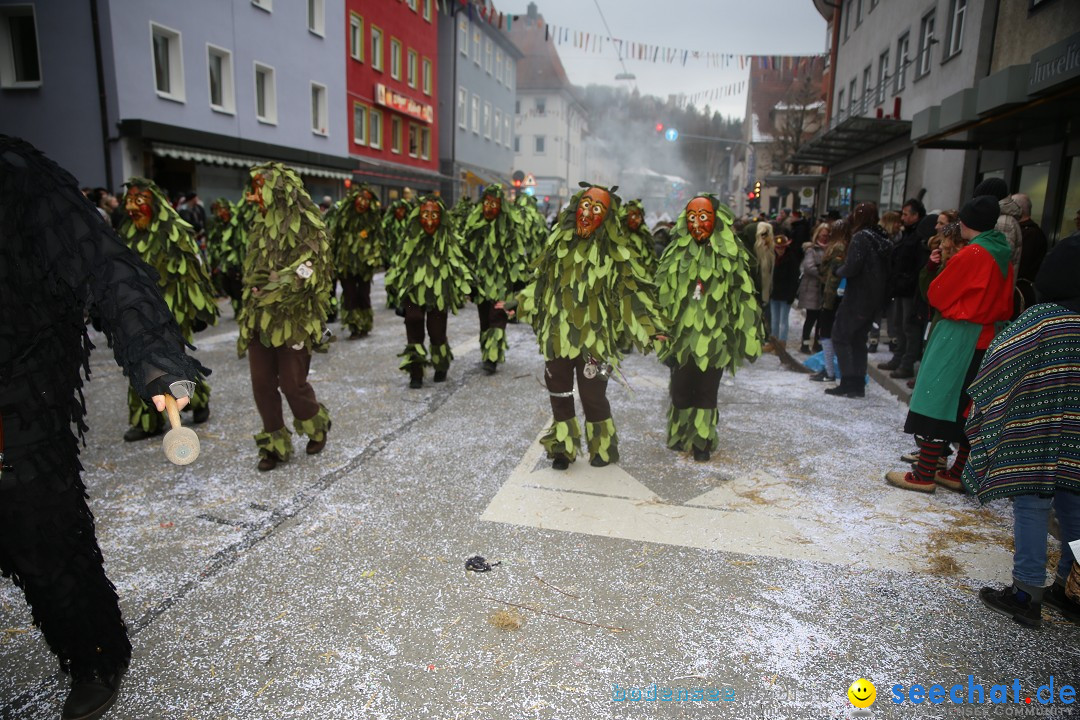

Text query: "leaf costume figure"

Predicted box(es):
[330, 184, 383, 339]
[0, 136, 206, 718]
[238, 162, 333, 471]
[656, 194, 763, 460]
[462, 184, 529, 373]
[206, 197, 247, 317]
[381, 198, 414, 284]
[515, 192, 549, 261]
[621, 199, 658, 277]
[449, 195, 474, 236]
[385, 195, 473, 388]
[118, 177, 218, 441]
[518, 183, 667, 468]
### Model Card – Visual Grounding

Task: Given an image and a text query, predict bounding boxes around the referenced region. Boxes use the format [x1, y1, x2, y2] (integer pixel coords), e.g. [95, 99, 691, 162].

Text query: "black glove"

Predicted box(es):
[146, 374, 194, 399]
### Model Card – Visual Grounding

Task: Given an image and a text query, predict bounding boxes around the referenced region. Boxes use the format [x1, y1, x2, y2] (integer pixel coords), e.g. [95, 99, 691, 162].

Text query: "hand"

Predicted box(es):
[152, 394, 189, 412]
[930, 248, 942, 264]
[654, 334, 669, 342]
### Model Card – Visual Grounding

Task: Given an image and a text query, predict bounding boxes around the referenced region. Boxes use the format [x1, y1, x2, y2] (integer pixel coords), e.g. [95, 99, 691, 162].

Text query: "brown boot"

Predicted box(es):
[257, 453, 282, 471]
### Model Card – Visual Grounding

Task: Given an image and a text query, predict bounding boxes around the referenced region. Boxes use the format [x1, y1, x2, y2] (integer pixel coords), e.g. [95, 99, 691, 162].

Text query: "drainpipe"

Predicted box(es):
[90, 0, 113, 187]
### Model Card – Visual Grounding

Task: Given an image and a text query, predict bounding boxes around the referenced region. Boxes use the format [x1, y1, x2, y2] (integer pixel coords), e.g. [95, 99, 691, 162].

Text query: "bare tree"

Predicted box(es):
[767, 73, 823, 176]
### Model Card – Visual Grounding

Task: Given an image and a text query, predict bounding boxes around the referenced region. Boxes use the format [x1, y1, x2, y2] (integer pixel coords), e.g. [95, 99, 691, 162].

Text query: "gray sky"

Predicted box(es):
[498, 0, 828, 119]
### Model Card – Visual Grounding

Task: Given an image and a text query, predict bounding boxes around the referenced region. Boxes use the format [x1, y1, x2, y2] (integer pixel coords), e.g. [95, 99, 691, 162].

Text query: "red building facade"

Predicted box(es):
[346, 0, 440, 195]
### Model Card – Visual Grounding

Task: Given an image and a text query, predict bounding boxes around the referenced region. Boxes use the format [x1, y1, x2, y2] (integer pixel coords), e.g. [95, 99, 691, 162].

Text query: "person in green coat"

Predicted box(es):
[518, 183, 667, 469]
[515, 191, 549, 262]
[385, 195, 473, 388]
[462, 184, 529, 374]
[656, 194, 763, 461]
[621, 199, 658, 277]
[206, 197, 247, 318]
[238, 163, 333, 471]
[330, 184, 383, 339]
[117, 178, 218, 441]
[381, 197, 413, 305]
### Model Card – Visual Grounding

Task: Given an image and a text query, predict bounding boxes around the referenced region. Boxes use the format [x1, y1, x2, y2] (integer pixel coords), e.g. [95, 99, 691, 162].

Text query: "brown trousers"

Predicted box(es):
[404, 302, 448, 346]
[670, 364, 723, 410]
[248, 338, 321, 432]
[341, 275, 372, 313]
[545, 356, 610, 423]
[477, 300, 508, 335]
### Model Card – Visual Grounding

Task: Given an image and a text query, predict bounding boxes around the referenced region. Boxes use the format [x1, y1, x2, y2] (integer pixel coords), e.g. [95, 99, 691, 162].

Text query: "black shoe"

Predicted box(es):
[191, 406, 210, 424]
[433, 369, 447, 382]
[409, 366, 423, 389]
[808, 369, 834, 382]
[867, 340, 878, 353]
[482, 360, 498, 375]
[979, 585, 1042, 628]
[877, 359, 900, 371]
[409, 376, 423, 389]
[1044, 583, 1080, 624]
[63, 668, 122, 720]
[589, 455, 610, 467]
[889, 366, 915, 379]
[824, 385, 850, 396]
[123, 426, 163, 442]
[552, 454, 570, 470]
[693, 447, 710, 462]
[799, 343, 811, 354]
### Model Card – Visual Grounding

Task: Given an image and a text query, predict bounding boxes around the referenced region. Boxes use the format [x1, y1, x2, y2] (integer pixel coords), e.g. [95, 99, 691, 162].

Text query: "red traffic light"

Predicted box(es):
[747, 192, 755, 200]
[513, 179, 522, 187]
[655, 123, 664, 133]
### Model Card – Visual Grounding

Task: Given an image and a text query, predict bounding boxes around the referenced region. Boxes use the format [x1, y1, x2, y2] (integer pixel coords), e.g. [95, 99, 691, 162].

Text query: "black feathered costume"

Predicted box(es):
[0, 136, 206, 678]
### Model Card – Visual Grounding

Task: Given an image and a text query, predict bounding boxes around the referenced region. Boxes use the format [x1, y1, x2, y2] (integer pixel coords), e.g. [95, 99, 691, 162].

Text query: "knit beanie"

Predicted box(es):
[959, 195, 1000, 233]
[1035, 235, 1080, 307]
[973, 177, 1009, 201]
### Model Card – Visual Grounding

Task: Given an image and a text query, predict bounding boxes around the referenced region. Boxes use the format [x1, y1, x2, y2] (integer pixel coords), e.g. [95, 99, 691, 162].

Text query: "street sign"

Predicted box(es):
[664, 128, 679, 142]
[524, 173, 536, 187]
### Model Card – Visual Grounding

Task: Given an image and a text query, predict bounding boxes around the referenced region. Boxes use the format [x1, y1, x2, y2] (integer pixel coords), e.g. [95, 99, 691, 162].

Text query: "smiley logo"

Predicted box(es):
[847, 678, 876, 708]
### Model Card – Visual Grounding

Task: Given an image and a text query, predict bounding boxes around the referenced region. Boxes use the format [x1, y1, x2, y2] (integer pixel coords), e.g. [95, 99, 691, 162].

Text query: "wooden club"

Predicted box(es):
[161, 394, 200, 465]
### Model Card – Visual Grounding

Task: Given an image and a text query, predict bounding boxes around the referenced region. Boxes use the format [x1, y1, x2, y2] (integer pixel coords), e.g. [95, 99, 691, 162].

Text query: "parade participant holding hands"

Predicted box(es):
[656, 194, 763, 461]
[519, 183, 666, 469]
[385, 195, 473, 388]
[238, 163, 333, 471]
[1, 135, 206, 720]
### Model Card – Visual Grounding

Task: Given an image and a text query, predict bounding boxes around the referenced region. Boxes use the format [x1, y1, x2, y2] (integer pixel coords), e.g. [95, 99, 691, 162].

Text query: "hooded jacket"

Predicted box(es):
[997, 196, 1023, 270]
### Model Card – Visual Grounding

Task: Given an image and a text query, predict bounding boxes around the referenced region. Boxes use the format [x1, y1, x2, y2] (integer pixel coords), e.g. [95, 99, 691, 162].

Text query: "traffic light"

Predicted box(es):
[754, 180, 762, 196]
[655, 122, 664, 133]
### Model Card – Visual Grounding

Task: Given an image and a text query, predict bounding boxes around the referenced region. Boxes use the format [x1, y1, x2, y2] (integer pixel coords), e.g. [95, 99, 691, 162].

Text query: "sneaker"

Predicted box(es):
[885, 470, 936, 493]
[889, 366, 915, 379]
[551, 454, 570, 471]
[933, 471, 964, 492]
[1043, 583, 1080, 624]
[877, 359, 900, 371]
[63, 668, 123, 720]
[799, 343, 811, 354]
[808, 370, 834, 382]
[979, 585, 1042, 628]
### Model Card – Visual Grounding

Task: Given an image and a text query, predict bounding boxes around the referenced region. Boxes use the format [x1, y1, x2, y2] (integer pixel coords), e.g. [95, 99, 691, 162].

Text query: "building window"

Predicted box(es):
[483, 101, 491, 139]
[495, 48, 503, 83]
[505, 58, 513, 88]
[837, 89, 845, 118]
[406, 0, 417, 10]
[494, 108, 502, 145]
[251, 0, 271, 11]
[504, 116, 511, 146]
[311, 82, 327, 135]
[876, 49, 889, 104]
[423, 0, 432, 22]
[515, 99, 520, 114]
[535, 97, 546, 115]
[349, 13, 363, 61]
[484, 38, 492, 74]
[390, 116, 402, 154]
[420, 126, 430, 159]
[422, 57, 431, 95]
[946, 0, 966, 58]
[371, 26, 383, 71]
[843, 0, 851, 41]
[407, 49, 417, 88]
[472, 28, 480, 65]
[308, 0, 324, 36]
[916, 11, 935, 78]
[895, 32, 909, 92]
[471, 93, 479, 134]
[408, 123, 419, 157]
[0, 5, 41, 88]
[353, 103, 368, 145]
[861, 65, 871, 114]
[856, 0, 864, 26]
[151, 23, 184, 101]
[207, 45, 234, 113]
[514, 135, 520, 152]
[457, 86, 466, 128]
[254, 62, 276, 124]
[370, 109, 383, 149]
[390, 38, 401, 80]
[848, 77, 856, 116]
[458, 18, 467, 56]
[535, 135, 545, 154]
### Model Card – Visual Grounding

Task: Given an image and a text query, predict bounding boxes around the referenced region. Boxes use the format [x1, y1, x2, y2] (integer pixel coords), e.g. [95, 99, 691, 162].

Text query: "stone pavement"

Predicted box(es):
[1, 284, 1077, 720]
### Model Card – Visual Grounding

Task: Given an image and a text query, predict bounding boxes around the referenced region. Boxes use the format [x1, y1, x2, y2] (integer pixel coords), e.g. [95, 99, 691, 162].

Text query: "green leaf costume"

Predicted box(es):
[620, 199, 658, 277]
[206, 197, 248, 315]
[119, 177, 218, 431]
[656, 194, 763, 452]
[237, 162, 333, 357]
[449, 196, 474, 236]
[515, 193, 549, 262]
[331, 184, 384, 279]
[381, 198, 413, 270]
[385, 197, 473, 314]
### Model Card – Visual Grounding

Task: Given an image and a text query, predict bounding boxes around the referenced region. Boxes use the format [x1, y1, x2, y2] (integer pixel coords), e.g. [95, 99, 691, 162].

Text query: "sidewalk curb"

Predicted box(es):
[867, 356, 913, 404]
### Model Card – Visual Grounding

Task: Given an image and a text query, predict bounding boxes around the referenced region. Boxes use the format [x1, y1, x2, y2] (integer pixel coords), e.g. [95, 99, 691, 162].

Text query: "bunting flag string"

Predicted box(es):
[439, 0, 825, 76]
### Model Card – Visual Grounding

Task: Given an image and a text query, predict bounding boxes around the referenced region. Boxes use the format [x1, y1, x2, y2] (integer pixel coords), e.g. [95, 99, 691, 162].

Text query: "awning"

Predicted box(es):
[151, 142, 352, 180]
[351, 155, 450, 188]
[789, 116, 912, 167]
[763, 173, 826, 188]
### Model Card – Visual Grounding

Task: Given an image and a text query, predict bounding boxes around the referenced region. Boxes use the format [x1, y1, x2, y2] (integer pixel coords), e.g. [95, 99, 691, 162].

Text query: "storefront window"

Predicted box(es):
[1056, 157, 1080, 242]
[1017, 161, 1050, 229]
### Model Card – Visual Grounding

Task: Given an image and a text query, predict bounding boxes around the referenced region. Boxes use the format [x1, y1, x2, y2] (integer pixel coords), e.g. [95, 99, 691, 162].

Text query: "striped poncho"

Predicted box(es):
[962, 303, 1080, 503]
